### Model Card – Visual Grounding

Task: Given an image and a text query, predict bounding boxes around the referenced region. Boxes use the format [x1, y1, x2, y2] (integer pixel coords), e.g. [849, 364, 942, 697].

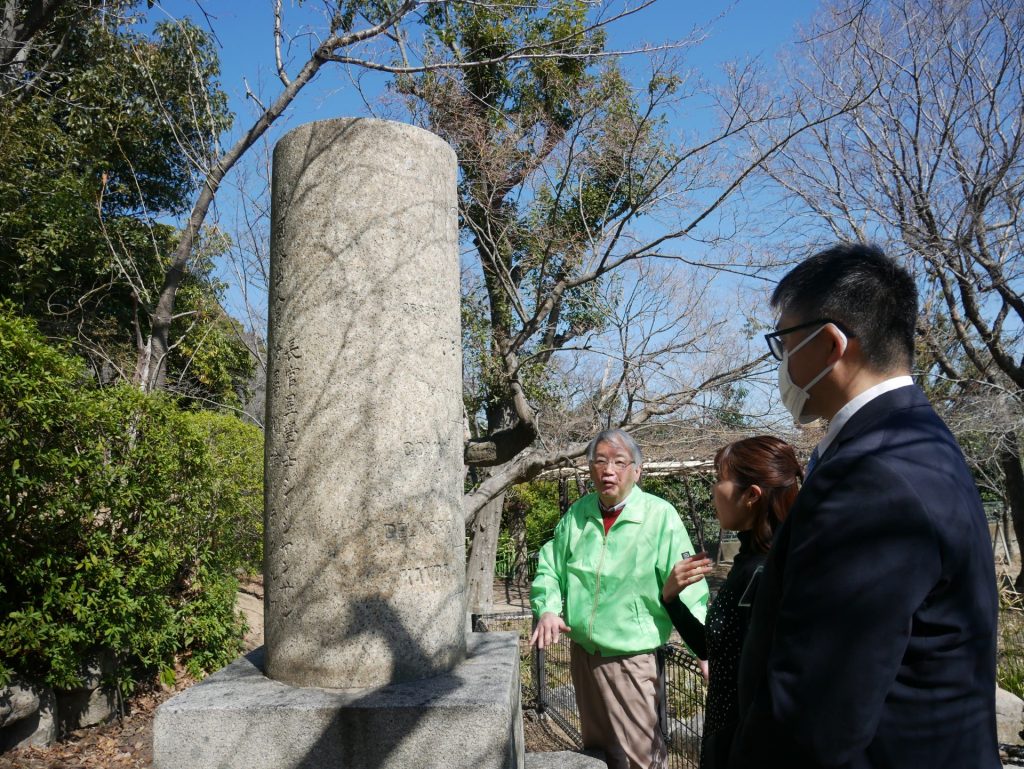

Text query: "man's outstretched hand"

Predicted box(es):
[529, 611, 571, 649]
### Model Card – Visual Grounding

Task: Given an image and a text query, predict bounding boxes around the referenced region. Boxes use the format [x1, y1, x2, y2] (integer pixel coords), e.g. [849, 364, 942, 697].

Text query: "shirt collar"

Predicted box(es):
[592, 487, 638, 518]
[816, 375, 914, 458]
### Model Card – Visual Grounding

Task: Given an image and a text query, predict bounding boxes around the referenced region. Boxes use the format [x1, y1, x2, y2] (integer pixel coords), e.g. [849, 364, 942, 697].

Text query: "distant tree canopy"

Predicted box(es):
[401, 0, 771, 525]
[403, 1, 613, 469]
[395, 0, 813, 610]
[0, 3, 250, 406]
[756, 0, 1024, 583]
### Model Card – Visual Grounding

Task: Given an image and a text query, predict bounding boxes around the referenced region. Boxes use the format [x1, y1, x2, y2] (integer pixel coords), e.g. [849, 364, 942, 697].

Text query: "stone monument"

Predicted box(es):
[263, 117, 466, 689]
[153, 118, 523, 769]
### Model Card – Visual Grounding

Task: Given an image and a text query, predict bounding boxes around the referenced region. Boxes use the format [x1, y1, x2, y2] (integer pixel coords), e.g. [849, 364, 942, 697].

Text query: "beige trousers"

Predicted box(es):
[569, 642, 668, 769]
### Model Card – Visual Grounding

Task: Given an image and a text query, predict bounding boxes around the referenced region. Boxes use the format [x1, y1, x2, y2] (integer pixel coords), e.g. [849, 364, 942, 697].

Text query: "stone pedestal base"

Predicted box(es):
[525, 751, 607, 768]
[0, 685, 55, 751]
[153, 633, 523, 769]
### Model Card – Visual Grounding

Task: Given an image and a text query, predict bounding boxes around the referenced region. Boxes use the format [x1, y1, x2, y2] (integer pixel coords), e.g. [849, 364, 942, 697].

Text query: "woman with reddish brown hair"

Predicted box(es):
[661, 435, 803, 769]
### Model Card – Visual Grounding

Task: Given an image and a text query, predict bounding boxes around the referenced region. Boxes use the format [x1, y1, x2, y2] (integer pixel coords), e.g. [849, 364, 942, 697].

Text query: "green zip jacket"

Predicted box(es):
[530, 486, 710, 656]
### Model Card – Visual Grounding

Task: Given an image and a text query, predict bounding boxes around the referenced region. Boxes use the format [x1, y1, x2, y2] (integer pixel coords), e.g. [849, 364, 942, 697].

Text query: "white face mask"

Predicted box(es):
[777, 324, 847, 424]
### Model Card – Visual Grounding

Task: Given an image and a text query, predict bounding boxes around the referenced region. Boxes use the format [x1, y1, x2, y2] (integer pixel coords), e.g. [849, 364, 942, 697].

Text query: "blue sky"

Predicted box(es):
[143, 1, 820, 426]
[143, 1, 822, 320]
[149, 1, 820, 144]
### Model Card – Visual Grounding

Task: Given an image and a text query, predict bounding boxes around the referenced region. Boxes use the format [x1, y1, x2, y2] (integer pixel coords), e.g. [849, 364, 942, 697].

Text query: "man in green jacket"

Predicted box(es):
[530, 428, 710, 769]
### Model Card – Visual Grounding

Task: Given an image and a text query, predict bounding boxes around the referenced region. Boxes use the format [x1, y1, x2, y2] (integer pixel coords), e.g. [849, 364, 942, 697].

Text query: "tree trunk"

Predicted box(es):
[466, 488, 505, 616]
[462, 443, 585, 526]
[574, 469, 587, 499]
[1003, 505, 1014, 560]
[130, 27, 344, 391]
[506, 496, 529, 584]
[680, 474, 706, 554]
[0, 0, 67, 71]
[997, 432, 1024, 591]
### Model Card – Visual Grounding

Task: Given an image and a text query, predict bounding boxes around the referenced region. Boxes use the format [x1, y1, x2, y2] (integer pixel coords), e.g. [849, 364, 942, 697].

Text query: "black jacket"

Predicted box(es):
[729, 385, 999, 769]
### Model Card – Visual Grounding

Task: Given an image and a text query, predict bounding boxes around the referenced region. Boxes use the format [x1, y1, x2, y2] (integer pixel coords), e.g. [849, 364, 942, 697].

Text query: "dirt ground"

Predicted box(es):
[0, 669, 196, 769]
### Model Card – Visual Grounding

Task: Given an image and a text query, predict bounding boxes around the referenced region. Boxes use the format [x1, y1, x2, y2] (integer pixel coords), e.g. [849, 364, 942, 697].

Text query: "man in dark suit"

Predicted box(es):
[729, 244, 999, 768]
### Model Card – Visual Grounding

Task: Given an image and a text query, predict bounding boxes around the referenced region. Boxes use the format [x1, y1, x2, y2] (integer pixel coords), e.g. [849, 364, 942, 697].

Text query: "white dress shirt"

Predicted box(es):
[815, 375, 915, 459]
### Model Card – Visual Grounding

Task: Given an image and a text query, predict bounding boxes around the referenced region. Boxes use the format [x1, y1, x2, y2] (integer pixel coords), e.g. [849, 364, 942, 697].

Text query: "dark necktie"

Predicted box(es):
[806, 446, 821, 479]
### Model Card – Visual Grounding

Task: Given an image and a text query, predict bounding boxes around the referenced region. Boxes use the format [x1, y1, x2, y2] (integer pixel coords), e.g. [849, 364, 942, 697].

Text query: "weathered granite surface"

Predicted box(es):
[0, 684, 55, 751]
[264, 117, 465, 689]
[524, 752, 607, 769]
[0, 678, 40, 729]
[153, 632, 523, 769]
[998, 686, 1024, 745]
[56, 687, 115, 734]
[55, 653, 116, 733]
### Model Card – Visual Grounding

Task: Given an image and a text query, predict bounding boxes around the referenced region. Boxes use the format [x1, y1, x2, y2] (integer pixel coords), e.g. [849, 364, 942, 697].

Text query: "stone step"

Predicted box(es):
[525, 750, 607, 768]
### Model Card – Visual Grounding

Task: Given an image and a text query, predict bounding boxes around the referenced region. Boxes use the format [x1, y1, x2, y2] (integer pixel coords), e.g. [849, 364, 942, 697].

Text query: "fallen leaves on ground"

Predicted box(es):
[0, 670, 196, 769]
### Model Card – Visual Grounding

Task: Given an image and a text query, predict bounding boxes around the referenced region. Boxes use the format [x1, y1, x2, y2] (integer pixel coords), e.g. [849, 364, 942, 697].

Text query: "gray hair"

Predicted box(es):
[586, 429, 643, 464]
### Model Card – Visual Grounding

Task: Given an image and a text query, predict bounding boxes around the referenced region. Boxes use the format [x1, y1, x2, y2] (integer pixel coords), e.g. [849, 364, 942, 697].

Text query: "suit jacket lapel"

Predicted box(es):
[816, 384, 924, 470]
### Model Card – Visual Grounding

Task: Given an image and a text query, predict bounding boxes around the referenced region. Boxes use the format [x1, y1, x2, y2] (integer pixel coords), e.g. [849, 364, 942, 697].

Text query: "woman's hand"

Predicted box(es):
[662, 553, 713, 602]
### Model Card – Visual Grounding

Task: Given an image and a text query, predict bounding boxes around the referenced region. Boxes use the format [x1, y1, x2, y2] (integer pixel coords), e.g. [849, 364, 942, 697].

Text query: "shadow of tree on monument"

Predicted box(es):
[248, 116, 513, 767]
[263, 114, 465, 682]
[296, 600, 512, 769]
[203, 606, 514, 769]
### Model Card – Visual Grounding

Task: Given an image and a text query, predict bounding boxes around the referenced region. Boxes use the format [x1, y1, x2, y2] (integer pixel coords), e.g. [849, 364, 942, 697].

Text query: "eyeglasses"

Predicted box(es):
[764, 318, 852, 361]
[591, 459, 635, 471]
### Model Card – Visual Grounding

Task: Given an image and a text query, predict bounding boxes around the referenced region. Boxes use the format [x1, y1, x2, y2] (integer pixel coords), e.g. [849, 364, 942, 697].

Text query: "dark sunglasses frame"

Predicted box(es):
[764, 318, 853, 361]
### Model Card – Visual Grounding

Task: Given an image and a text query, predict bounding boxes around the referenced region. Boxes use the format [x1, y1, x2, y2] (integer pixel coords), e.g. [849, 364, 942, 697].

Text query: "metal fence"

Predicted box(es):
[473, 611, 706, 769]
[659, 644, 706, 766]
[534, 616, 583, 743]
[494, 547, 539, 581]
[999, 589, 1024, 702]
[470, 542, 539, 581]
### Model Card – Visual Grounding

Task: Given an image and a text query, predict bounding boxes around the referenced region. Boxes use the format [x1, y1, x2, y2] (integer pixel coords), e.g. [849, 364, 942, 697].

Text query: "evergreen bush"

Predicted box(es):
[0, 306, 262, 693]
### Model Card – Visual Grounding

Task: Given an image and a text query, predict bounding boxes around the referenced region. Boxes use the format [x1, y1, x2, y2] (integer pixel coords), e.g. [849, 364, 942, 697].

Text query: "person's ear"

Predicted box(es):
[745, 484, 763, 508]
[822, 323, 849, 366]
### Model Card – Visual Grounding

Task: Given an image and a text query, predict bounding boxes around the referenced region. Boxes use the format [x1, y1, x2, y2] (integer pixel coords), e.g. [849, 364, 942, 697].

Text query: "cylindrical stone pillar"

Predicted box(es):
[264, 118, 465, 689]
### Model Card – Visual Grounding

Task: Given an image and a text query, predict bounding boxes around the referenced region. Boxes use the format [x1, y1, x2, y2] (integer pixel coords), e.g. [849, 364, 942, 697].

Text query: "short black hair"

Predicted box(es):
[771, 243, 916, 372]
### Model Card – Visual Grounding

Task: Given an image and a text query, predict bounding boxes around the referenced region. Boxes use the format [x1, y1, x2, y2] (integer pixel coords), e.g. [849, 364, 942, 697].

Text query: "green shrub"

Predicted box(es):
[642, 474, 718, 548]
[0, 305, 261, 692]
[505, 479, 575, 552]
[182, 409, 264, 574]
[174, 565, 246, 680]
